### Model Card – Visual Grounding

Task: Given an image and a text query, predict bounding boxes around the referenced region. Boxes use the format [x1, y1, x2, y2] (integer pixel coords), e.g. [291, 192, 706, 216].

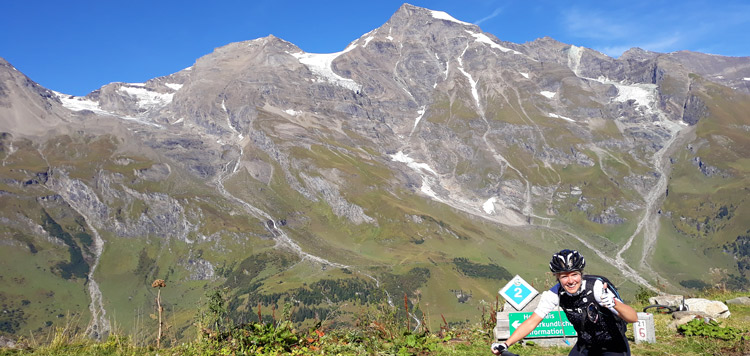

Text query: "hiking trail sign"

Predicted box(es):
[498, 275, 538, 310]
[508, 311, 577, 338]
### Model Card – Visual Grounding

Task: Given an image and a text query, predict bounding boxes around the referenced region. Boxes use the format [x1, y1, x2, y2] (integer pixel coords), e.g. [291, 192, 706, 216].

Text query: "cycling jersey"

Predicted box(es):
[534, 275, 630, 355]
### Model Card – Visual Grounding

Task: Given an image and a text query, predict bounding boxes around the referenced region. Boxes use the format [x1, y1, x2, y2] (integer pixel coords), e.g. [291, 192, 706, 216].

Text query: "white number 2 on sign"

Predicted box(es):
[498, 275, 539, 310]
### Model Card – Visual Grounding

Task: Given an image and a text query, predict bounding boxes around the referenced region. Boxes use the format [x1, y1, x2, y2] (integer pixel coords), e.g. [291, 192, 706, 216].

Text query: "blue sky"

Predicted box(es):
[2, 0, 748, 96]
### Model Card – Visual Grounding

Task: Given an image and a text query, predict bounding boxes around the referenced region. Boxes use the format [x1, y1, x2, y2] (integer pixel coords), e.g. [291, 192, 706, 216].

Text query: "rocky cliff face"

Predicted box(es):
[1, 3, 750, 339]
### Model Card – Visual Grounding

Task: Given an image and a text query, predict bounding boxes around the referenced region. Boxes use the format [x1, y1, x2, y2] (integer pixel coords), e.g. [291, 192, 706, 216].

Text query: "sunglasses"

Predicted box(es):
[586, 303, 599, 323]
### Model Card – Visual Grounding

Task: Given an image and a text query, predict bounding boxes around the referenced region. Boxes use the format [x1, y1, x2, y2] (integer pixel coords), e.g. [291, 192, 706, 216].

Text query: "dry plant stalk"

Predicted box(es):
[151, 279, 166, 348]
[440, 313, 448, 337]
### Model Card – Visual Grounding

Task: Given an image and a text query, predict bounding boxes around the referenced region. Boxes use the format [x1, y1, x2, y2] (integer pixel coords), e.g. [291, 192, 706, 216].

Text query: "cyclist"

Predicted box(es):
[491, 249, 638, 356]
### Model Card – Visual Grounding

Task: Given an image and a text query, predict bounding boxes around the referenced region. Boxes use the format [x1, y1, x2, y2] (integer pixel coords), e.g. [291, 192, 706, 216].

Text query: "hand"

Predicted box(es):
[490, 342, 508, 355]
[597, 282, 616, 309]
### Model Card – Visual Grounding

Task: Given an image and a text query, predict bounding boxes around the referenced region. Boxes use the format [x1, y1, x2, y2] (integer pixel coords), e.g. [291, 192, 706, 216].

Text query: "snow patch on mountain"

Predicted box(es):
[410, 106, 427, 137]
[54, 91, 163, 128]
[55, 93, 102, 112]
[390, 152, 444, 202]
[420, 181, 441, 201]
[549, 113, 575, 122]
[221, 99, 243, 139]
[458, 65, 480, 111]
[165, 83, 183, 91]
[580, 76, 658, 111]
[519, 72, 529, 79]
[413, 107, 426, 129]
[457, 46, 482, 113]
[118, 86, 174, 109]
[611, 81, 657, 107]
[540, 91, 556, 99]
[483, 197, 497, 214]
[291, 47, 362, 92]
[391, 151, 437, 176]
[429, 10, 472, 26]
[467, 31, 522, 55]
[359, 29, 377, 47]
[466, 31, 521, 54]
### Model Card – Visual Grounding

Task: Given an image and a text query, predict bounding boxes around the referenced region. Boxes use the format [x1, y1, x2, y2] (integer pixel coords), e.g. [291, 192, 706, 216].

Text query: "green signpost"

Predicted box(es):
[508, 311, 577, 338]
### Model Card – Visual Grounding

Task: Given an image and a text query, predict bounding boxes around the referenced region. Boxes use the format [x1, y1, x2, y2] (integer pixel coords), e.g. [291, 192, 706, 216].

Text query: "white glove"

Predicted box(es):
[491, 342, 508, 355]
[595, 282, 616, 309]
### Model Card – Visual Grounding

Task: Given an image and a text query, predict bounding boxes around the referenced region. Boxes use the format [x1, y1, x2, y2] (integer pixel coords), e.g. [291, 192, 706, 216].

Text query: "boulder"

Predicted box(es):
[672, 310, 713, 321]
[648, 294, 685, 307]
[684, 298, 731, 319]
[667, 311, 714, 330]
[725, 296, 750, 306]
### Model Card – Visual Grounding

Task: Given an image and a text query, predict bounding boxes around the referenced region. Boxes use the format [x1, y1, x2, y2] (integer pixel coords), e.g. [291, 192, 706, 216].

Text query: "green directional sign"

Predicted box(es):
[508, 311, 577, 338]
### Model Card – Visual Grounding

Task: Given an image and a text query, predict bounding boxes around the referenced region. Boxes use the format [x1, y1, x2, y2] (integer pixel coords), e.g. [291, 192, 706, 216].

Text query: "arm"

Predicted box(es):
[594, 280, 638, 323]
[612, 298, 638, 323]
[507, 290, 557, 346]
[491, 314, 543, 355]
[492, 290, 557, 354]
[506, 313, 544, 346]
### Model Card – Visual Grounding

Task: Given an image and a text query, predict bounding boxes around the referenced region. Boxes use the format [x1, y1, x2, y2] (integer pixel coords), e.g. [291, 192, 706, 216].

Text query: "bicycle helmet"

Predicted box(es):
[549, 249, 585, 273]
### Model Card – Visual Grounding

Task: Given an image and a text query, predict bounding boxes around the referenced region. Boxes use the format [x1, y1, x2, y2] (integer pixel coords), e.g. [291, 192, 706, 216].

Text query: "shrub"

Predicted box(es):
[635, 285, 657, 304]
[678, 318, 745, 341]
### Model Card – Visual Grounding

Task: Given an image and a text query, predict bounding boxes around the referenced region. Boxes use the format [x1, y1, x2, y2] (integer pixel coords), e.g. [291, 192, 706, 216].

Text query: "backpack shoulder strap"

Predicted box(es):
[585, 274, 628, 331]
[584, 274, 623, 300]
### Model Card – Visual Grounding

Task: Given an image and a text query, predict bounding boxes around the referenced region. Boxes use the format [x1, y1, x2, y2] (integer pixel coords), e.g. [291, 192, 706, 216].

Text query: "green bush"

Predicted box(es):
[635, 285, 657, 304]
[678, 318, 744, 341]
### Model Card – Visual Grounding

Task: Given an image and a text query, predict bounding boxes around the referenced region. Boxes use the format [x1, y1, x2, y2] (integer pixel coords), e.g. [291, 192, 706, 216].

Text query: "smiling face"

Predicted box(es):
[556, 270, 582, 294]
